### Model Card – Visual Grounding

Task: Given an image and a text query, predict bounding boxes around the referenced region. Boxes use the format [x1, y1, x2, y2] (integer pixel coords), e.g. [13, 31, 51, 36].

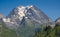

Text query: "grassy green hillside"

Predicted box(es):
[0, 22, 19, 37]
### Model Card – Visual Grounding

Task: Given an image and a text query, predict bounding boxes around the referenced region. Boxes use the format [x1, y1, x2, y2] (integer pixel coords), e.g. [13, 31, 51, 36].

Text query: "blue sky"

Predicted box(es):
[0, 0, 60, 21]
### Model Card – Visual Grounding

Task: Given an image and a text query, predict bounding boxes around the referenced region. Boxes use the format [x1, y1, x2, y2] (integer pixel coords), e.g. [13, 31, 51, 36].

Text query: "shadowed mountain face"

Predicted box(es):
[1, 5, 53, 37]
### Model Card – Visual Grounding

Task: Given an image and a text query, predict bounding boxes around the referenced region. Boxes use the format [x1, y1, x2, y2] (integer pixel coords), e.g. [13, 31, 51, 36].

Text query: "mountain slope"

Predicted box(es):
[34, 23, 60, 37]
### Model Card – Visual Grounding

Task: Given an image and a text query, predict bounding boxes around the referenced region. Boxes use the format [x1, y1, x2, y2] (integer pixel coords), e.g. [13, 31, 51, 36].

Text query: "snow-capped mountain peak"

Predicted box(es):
[3, 5, 52, 29]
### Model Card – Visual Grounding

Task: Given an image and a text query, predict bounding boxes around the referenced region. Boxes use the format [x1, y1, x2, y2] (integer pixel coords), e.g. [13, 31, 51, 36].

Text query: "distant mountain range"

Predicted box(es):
[0, 5, 60, 37]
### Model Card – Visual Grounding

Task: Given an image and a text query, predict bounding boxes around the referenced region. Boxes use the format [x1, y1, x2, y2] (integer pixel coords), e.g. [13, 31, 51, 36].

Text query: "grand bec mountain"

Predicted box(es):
[0, 5, 55, 37]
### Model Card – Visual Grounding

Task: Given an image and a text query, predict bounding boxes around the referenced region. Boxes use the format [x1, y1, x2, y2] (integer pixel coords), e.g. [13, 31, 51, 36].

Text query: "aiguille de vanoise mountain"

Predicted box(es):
[4, 5, 53, 29]
[0, 5, 56, 37]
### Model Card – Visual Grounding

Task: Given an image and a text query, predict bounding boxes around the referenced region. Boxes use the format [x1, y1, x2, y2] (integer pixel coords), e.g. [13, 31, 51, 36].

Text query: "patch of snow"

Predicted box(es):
[27, 5, 33, 9]
[25, 17, 28, 19]
[3, 18, 10, 22]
